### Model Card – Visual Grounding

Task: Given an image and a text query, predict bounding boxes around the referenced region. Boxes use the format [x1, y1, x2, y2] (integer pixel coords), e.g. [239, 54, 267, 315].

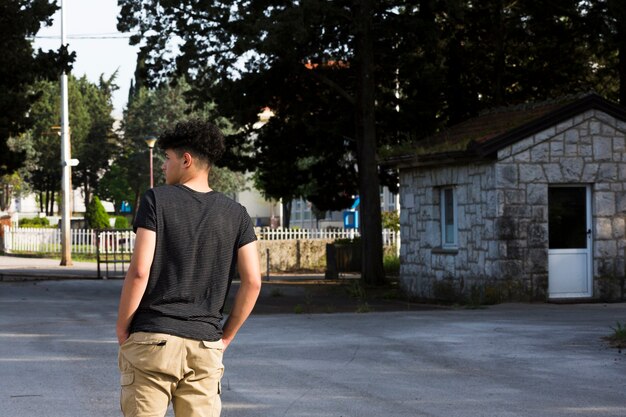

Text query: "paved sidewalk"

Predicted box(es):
[0, 255, 99, 280]
[0, 279, 625, 417]
[0, 255, 331, 282]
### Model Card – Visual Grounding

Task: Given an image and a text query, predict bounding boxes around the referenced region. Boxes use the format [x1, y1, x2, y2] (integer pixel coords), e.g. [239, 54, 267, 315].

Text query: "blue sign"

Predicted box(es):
[120, 201, 132, 213]
[343, 210, 359, 229]
[343, 196, 360, 229]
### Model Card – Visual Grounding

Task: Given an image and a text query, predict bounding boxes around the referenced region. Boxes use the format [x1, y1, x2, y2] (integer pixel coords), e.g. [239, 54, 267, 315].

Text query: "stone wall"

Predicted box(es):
[257, 239, 332, 273]
[399, 109, 626, 302]
[399, 163, 497, 299]
[495, 109, 626, 300]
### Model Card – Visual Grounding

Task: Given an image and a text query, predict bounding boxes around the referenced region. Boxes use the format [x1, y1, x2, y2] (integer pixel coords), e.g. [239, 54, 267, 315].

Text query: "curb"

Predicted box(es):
[0, 272, 118, 282]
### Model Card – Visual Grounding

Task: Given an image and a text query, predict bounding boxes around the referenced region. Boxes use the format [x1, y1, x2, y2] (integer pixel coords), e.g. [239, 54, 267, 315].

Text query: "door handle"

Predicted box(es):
[586, 229, 592, 236]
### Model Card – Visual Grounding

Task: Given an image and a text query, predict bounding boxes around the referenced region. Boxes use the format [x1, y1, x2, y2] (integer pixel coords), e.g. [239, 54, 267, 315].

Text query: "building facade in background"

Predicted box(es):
[389, 94, 626, 303]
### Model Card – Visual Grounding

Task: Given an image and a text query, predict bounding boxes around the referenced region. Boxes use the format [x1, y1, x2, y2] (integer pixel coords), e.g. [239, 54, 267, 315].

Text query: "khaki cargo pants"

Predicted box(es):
[118, 332, 224, 417]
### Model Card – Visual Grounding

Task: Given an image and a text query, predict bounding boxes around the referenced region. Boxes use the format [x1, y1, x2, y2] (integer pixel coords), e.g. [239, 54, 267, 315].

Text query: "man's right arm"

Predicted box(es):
[221, 241, 262, 350]
[116, 227, 156, 345]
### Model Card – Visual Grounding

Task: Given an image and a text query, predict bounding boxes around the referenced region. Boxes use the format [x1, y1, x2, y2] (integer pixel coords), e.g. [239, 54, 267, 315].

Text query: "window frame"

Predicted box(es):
[440, 187, 458, 249]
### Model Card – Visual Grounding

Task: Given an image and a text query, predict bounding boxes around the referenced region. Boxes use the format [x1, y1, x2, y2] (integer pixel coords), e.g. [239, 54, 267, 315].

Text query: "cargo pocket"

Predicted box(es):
[120, 333, 170, 374]
[201, 340, 225, 351]
[201, 340, 225, 365]
[120, 371, 136, 416]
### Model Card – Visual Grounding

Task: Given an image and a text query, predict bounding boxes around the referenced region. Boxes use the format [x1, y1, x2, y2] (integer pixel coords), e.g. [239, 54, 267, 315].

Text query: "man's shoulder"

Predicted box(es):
[150, 184, 182, 196]
[211, 192, 246, 211]
[150, 186, 244, 211]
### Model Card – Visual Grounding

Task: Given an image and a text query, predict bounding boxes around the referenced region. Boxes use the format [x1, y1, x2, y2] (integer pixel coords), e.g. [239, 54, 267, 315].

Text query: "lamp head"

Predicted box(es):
[145, 137, 157, 148]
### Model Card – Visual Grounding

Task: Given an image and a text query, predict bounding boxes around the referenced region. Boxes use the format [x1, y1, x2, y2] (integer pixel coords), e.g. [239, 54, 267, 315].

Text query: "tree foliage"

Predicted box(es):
[73, 73, 119, 205]
[103, 79, 246, 217]
[22, 76, 117, 215]
[117, 0, 625, 284]
[0, 0, 74, 176]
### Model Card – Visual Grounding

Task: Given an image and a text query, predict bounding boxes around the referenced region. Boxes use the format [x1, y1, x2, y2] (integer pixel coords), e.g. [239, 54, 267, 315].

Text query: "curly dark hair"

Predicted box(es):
[157, 119, 225, 166]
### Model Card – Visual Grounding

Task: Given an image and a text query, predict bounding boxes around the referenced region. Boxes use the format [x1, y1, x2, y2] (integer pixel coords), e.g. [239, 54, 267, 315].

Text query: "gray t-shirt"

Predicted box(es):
[130, 184, 257, 341]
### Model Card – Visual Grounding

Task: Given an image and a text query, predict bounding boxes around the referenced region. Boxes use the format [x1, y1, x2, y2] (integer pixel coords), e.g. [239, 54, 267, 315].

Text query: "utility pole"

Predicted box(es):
[60, 0, 72, 266]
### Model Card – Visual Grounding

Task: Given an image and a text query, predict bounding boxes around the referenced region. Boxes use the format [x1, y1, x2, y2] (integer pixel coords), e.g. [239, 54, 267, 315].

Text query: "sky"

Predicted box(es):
[34, 0, 140, 119]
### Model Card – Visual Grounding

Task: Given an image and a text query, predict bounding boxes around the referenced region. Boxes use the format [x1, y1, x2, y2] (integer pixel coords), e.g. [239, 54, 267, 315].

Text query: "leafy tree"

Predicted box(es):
[73, 74, 119, 205]
[117, 0, 625, 285]
[0, 0, 74, 176]
[0, 172, 28, 212]
[118, 0, 391, 284]
[26, 80, 63, 215]
[381, 211, 400, 232]
[24, 76, 115, 215]
[97, 164, 134, 215]
[85, 196, 110, 229]
[114, 80, 246, 218]
[0, 133, 37, 211]
[584, 0, 626, 103]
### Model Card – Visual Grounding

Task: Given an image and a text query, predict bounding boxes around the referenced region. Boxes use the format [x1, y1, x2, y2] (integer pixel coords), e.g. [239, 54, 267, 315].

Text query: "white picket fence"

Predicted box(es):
[254, 227, 400, 246]
[2, 226, 399, 254]
[1, 226, 136, 254]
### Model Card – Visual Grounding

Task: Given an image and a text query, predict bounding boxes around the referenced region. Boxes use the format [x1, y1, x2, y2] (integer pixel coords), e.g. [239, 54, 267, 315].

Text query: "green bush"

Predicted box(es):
[85, 196, 110, 229]
[114, 215, 130, 229]
[334, 236, 361, 245]
[382, 211, 400, 231]
[19, 217, 51, 228]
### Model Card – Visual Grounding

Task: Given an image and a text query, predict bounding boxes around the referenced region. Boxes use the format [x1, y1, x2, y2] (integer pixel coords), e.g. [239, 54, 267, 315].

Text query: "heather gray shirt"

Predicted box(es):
[130, 184, 257, 341]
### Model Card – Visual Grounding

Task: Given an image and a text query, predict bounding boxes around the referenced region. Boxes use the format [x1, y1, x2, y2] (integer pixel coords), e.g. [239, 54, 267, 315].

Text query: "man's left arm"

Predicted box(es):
[221, 241, 262, 350]
[116, 227, 156, 345]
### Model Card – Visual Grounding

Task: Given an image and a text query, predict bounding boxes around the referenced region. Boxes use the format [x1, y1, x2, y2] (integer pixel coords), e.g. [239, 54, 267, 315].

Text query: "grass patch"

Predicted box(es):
[604, 321, 626, 350]
[346, 280, 367, 300]
[294, 304, 304, 314]
[346, 280, 374, 313]
[50, 253, 98, 263]
[356, 302, 372, 313]
[383, 254, 400, 276]
[10, 251, 99, 262]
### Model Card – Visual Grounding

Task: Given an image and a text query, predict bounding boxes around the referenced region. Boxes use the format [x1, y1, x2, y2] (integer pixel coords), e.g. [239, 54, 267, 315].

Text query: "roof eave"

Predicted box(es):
[384, 150, 490, 170]
[473, 94, 626, 157]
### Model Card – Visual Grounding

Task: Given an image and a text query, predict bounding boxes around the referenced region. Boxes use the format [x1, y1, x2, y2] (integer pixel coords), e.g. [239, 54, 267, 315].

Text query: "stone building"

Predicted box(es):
[387, 94, 626, 302]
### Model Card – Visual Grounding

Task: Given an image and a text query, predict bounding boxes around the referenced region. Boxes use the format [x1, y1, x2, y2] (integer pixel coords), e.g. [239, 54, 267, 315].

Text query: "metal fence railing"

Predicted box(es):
[95, 229, 134, 279]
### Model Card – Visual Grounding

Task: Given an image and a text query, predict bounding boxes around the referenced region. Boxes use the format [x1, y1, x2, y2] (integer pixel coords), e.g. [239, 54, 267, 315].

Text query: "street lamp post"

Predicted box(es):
[59, 0, 72, 266]
[145, 137, 157, 188]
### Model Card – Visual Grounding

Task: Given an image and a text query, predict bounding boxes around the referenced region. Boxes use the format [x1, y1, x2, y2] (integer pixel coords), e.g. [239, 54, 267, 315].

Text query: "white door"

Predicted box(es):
[548, 186, 592, 298]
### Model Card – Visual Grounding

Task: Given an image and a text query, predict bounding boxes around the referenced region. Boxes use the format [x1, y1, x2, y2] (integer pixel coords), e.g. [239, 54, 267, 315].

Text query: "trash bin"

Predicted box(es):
[325, 241, 361, 279]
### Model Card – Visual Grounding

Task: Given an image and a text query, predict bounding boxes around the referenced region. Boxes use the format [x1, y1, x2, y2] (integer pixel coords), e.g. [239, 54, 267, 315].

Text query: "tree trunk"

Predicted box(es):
[39, 191, 44, 214]
[282, 200, 292, 229]
[46, 188, 52, 216]
[83, 178, 91, 208]
[618, 17, 626, 104]
[493, 0, 505, 106]
[354, 0, 385, 286]
[50, 189, 56, 216]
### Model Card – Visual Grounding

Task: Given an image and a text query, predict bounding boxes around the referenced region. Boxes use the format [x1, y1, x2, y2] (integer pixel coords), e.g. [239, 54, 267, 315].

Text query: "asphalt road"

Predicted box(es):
[1, 279, 625, 417]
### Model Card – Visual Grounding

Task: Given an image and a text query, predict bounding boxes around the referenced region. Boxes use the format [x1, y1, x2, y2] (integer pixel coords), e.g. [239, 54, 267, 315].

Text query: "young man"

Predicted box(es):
[116, 119, 261, 417]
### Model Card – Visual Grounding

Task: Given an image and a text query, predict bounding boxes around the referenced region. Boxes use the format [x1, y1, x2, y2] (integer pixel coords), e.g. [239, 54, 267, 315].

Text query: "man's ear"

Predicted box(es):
[183, 152, 192, 167]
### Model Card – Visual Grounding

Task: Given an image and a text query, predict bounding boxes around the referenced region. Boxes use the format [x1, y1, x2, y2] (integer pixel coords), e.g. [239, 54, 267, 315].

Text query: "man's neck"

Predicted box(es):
[180, 177, 212, 193]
